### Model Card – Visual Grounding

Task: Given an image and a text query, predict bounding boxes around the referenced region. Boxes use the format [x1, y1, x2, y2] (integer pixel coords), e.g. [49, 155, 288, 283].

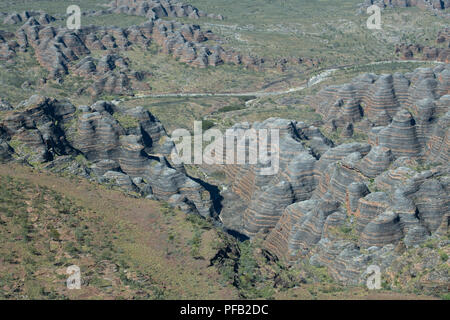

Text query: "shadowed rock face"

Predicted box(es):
[346, 182, 370, 215]
[0, 95, 77, 163]
[0, 96, 214, 218]
[0, 138, 14, 162]
[414, 179, 448, 233]
[360, 210, 403, 248]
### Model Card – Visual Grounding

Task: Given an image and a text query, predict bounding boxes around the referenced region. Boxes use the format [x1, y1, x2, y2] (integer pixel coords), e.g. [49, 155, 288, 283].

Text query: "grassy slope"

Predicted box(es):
[0, 164, 238, 299]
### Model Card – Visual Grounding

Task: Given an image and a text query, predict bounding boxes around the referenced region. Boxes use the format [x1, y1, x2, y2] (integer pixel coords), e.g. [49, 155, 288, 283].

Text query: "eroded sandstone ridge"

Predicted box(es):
[0, 95, 214, 218]
[0, 6, 260, 97]
[215, 65, 449, 292]
[108, 0, 225, 20]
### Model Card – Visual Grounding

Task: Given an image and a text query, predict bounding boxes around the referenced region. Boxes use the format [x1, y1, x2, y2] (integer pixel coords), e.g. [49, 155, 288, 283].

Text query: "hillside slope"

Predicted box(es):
[0, 164, 238, 299]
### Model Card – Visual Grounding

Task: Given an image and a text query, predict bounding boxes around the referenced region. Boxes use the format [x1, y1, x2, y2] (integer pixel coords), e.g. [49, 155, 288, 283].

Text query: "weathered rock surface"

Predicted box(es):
[308, 66, 449, 163]
[9, 12, 260, 96]
[360, 210, 403, 248]
[0, 96, 214, 218]
[218, 118, 330, 236]
[207, 67, 450, 292]
[109, 0, 224, 20]
[265, 200, 340, 262]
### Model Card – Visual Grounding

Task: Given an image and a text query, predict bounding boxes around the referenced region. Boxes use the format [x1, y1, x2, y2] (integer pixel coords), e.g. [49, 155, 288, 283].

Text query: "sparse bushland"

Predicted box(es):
[0, 165, 238, 299]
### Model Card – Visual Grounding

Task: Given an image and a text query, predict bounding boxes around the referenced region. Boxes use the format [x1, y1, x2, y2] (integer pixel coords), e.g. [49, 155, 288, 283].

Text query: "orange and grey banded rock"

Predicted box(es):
[374, 166, 416, 191]
[410, 99, 437, 149]
[309, 239, 368, 285]
[307, 66, 449, 146]
[91, 159, 120, 177]
[395, 28, 450, 63]
[0, 95, 76, 163]
[435, 95, 450, 116]
[102, 170, 139, 192]
[436, 67, 450, 96]
[360, 210, 403, 248]
[393, 72, 411, 107]
[322, 211, 348, 240]
[321, 152, 368, 205]
[425, 111, 450, 163]
[356, 192, 392, 232]
[346, 182, 370, 215]
[264, 200, 340, 262]
[377, 109, 421, 158]
[314, 142, 371, 180]
[356, 146, 394, 178]
[219, 118, 327, 235]
[392, 189, 417, 218]
[74, 111, 124, 161]
[243, 181, 294, 237]
[2, 11, 55, 25]
[414, 179, 449, 233]
[313, 149, 370, 203]
[364, 74, 399, 125]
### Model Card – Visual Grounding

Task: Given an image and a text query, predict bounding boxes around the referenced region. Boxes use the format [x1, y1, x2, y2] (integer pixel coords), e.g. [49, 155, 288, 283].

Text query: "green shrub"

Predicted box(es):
[202, 120, 215, 131]
[218, 104, 244, 113]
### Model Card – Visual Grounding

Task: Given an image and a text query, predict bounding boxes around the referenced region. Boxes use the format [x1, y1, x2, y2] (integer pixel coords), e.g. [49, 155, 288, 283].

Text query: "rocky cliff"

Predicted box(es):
[215, 65, 449, 292]
[0, 95, 214, 218]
